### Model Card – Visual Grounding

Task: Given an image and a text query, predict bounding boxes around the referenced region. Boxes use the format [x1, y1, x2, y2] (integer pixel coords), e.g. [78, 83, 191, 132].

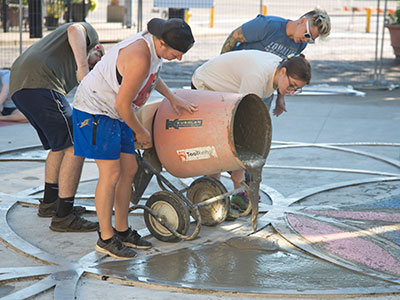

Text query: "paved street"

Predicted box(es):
[0, 87, 399, 299]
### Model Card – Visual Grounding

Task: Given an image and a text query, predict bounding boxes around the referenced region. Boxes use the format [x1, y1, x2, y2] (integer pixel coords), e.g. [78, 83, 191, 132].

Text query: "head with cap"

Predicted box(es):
[147, 18, 195, 60]
[88, 44, 105, 70]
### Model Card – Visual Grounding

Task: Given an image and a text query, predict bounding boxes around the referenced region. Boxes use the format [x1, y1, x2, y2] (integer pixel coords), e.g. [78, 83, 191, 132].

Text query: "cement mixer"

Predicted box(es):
[132, 89, 271, 242]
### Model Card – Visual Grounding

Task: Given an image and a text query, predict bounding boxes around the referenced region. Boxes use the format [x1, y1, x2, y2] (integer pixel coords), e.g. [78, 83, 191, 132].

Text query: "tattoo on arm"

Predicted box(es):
[220, 27, 246, 54]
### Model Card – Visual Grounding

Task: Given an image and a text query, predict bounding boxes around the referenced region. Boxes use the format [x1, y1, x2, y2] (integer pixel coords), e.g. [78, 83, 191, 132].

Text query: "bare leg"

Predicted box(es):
[45, 150, 65, 184]
[95, 158, 120, 240]
[211, 171, 244, 189]
[231, 170, 245, 189]
[58, 146, 84, 198]
[0, 110, 28, 122]
[114, 153, 137, 232]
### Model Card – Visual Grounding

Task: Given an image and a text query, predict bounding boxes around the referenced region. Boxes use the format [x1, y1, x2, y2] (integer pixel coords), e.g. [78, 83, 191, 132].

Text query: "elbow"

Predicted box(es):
[115, 100, 130, 118]
[67, 23, 84, 38]
[67, 24, 76, 35]
[115, 102, 124, 115]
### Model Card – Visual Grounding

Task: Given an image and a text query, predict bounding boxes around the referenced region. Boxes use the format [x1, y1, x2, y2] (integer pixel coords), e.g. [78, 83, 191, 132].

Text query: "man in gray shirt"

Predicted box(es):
[10, 22, 104, 232]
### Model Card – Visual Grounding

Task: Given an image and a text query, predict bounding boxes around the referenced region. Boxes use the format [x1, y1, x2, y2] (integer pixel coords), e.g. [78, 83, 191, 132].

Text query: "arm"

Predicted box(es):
[155, 79, 198, 116]
[272, 92, 287, 117]
[220, 26, 246, 54]
[115, 41, 152, 148]
[67, 23, 90, 83]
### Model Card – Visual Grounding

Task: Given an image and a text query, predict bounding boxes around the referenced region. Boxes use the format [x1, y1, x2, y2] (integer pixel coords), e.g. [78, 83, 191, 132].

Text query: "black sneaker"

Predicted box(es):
[96, 235, 137, 259]
[38, 201, 86, 218]
[49, 211, 98, 232]
[115, 227, 152, 249]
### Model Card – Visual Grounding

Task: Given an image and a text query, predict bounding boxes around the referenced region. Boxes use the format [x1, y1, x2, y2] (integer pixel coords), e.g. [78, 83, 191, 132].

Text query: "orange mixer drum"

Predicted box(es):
[153, 89, 272, 178]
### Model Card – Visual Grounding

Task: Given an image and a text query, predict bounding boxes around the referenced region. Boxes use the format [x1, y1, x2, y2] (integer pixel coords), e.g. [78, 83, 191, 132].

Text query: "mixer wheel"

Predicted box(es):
[144, 191, 190, 242]
[187, 176, 229, 226]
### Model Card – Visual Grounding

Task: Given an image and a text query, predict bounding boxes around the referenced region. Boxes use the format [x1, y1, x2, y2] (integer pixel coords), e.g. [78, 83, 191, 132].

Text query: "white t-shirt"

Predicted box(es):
[73, 31, 162, 120]
[192, 50, 281, 98]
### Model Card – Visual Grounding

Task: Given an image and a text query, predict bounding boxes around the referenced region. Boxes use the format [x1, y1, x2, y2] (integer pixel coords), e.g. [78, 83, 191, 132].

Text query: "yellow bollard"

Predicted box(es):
[263, 5, 267, 15]
[365, 8, 371, 33]
[185, 9, 192, 24]
[210, 6, 214, 28]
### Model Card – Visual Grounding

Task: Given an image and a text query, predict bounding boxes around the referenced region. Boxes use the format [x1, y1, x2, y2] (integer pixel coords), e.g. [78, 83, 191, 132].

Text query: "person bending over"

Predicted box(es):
[73, 18, 197, 259]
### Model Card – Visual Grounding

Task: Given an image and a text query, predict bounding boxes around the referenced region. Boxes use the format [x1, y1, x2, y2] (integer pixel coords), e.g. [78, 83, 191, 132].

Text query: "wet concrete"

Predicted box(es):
[94, 234, 400, 294]
[234, 94, 271, 230]
[240, 151, 265, 230]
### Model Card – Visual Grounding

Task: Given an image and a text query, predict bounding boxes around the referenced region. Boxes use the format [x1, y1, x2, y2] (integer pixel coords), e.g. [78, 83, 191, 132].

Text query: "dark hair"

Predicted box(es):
[278, 54, 312, 84]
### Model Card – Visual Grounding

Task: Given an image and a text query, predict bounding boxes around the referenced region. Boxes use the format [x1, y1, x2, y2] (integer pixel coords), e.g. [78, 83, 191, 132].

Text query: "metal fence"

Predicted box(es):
[1, 0, 399, 86]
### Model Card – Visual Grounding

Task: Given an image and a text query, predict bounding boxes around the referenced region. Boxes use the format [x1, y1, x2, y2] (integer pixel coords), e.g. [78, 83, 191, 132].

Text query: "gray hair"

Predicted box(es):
[302, 8, 331, 38]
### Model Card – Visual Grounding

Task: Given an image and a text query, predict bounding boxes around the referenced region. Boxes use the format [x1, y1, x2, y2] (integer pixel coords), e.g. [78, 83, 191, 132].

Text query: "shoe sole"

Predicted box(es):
[122, 241, 152, 250]
[95, 245, 137, 259]
[230, 203, 247, 212]
[37, 212, 53, 218]
[49, 225, 98, 232]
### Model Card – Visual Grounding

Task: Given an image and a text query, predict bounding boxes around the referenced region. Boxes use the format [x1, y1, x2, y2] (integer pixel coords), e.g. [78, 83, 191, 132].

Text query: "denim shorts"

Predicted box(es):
[12, 89, 73, 151]
[72, 108, 135, 160]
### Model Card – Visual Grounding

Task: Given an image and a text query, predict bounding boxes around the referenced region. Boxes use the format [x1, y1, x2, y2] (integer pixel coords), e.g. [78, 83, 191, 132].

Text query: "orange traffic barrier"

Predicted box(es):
[345, 6, 396, 15]
[210, 6, 214, 28]
[365, 8, 372, 33]
[262, 5, 267, 15]
[345, 6, 396, 33]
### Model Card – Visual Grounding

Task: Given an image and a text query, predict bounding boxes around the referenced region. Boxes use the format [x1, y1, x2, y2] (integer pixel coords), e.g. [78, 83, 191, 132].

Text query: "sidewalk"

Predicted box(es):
[0, 87, 399, 299]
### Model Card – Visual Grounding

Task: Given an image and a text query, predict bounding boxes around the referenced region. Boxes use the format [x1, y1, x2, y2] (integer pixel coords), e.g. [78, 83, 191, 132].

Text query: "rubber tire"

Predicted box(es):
[144, 191, 190, 242]
[187, 176, 229, 226]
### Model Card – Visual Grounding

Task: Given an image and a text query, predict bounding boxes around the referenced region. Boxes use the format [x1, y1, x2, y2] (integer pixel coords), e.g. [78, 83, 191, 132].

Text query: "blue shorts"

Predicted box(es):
[12, 89, 73, 151]
[72, 108, 135, 160]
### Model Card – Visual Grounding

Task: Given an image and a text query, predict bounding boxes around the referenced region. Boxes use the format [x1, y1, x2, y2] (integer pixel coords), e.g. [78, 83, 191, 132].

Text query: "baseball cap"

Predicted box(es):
[147, 18, 195, 53]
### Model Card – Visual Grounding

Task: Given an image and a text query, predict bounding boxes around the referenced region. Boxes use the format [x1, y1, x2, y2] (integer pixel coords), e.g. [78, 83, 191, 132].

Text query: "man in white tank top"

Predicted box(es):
[73, 18, 197, 259]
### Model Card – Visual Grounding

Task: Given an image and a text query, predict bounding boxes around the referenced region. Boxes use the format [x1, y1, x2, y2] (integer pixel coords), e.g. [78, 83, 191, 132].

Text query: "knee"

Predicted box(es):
[63, 145, 75, 154]
[98, 164, 121, 187]
[108, 169, 122, 187]
[121, 157, 138, 181]
[125, 165, 137, 181]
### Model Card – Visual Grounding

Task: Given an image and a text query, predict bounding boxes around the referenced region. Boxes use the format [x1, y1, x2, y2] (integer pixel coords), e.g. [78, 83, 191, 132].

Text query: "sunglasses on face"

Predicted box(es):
[286, 74, 302, 94]
[304, 20, 315, 44]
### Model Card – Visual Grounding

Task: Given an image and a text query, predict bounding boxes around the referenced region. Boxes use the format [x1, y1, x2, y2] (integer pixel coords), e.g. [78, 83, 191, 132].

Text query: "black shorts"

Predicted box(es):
[12, 88, 73, 151]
